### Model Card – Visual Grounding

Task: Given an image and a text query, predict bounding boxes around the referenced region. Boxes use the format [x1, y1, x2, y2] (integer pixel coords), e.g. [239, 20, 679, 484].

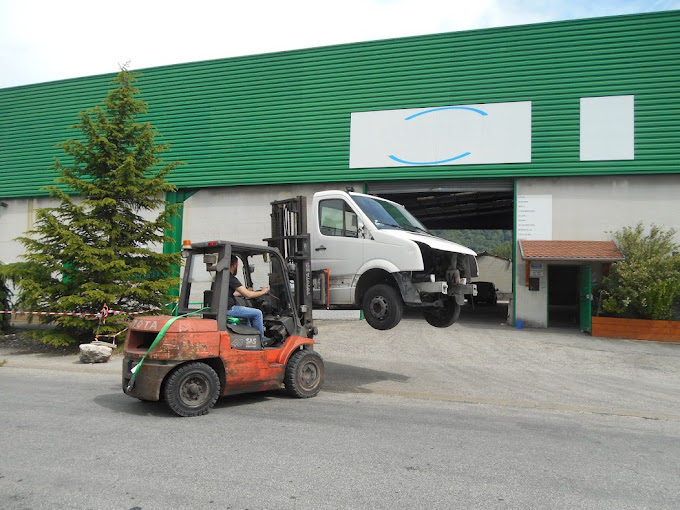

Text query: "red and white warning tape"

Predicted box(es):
[96, 328, 128, 339]
[96, 305, 162, 321]
[94, 327, 129, 346]
[0, 307, 164, 319]
[1, 301, 176, 322]
[0, 310, 101, 318]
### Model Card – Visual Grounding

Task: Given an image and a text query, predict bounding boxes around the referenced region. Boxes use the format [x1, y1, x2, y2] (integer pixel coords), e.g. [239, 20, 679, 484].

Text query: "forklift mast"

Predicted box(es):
[266, 196, 314, 328]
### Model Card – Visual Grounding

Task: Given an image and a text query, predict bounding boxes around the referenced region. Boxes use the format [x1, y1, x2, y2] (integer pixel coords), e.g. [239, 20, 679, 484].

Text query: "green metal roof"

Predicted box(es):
[1, 10, 679, 198]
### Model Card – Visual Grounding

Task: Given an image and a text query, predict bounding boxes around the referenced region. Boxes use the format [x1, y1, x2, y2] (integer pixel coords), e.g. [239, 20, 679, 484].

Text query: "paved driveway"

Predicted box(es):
[314, 308, 680, 421]
[2, 307, 679, 421]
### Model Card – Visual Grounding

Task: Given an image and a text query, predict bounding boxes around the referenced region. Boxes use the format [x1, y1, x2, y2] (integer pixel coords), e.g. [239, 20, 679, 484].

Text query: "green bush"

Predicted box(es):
[600, 223, 680, 320]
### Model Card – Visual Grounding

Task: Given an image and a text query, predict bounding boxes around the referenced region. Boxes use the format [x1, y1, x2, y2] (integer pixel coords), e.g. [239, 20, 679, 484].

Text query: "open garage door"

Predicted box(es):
[366, 179, 514, 229]
[367, 179, 515, 326]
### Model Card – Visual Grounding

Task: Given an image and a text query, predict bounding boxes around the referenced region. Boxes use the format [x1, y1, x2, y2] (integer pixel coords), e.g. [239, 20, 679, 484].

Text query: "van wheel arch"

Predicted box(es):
[354, 268, 399, 307]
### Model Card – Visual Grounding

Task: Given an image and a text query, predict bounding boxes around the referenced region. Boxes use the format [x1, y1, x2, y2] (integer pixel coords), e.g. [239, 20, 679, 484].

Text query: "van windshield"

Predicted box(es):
[352, 195, 430, 233]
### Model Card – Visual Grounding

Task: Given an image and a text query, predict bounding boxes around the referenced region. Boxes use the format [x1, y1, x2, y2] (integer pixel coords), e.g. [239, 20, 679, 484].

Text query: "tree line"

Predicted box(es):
[432, 229, 513, 258]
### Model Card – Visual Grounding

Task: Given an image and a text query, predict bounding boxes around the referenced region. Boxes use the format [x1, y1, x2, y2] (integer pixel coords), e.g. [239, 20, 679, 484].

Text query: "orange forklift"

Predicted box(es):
[122, 198, 324, 416]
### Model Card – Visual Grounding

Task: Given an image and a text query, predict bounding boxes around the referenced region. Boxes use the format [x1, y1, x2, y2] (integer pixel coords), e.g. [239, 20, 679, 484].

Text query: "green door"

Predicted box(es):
[579, 265, 592, 333]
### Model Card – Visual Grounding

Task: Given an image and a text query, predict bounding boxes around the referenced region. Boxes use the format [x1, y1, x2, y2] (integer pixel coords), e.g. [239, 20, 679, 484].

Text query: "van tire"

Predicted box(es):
[362, 284, 404, 330]
[423, 298, 460, 328]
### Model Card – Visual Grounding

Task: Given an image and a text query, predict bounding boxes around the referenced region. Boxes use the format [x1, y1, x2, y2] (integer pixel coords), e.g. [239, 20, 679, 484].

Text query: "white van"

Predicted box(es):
[310, 190, 478, 329]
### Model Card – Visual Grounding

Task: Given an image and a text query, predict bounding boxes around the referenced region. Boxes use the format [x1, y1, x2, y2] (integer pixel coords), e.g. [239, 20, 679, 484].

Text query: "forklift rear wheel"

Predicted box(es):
[284, 350, 324, 398]
[164, 362, 221, 417]
[362, 284, 404, 330]
[423, 298, 460, 328]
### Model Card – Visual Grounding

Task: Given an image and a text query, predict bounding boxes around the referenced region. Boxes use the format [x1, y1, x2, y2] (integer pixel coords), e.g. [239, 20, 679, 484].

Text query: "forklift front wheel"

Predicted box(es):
[284, 350, 324, 398]
[164, 362, 221, 417]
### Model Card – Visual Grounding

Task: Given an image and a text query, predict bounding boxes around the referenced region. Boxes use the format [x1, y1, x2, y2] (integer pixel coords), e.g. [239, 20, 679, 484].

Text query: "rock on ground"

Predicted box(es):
[79, 343, 113, 364]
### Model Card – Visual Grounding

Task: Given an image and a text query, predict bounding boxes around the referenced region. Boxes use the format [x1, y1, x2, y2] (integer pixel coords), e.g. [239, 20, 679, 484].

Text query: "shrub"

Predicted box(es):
[600, 223, 680, 320]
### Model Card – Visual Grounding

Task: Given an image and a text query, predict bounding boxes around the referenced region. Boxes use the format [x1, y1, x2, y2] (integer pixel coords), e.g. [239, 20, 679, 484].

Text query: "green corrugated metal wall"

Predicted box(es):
[1, 11, 679, 199]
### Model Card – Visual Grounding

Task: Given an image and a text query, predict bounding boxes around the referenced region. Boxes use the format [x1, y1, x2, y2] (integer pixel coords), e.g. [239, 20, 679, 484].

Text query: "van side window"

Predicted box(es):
[319, 199, 359, 238]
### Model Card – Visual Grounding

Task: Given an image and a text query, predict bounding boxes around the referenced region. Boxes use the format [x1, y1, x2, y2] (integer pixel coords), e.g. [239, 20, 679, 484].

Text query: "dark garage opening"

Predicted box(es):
[548, 265, 580, 328]
[374, 190, 513, 230]
[367, 180, 514, 325]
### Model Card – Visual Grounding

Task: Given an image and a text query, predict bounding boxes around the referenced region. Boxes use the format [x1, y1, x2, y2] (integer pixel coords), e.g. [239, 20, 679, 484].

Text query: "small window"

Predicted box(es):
[345, 210, 358, 237]
[319, 199, 359, 238]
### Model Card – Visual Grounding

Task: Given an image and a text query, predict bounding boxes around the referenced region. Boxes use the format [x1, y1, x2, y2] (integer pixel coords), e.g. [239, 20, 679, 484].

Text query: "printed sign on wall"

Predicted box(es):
[349, 101, 531, 168]
[529, 263, 545, 277]
[517, 195, 552, 240]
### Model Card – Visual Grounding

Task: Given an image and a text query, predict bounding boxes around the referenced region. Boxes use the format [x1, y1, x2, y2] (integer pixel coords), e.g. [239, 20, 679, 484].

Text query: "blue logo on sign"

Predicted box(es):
[388, 106, 488, 165]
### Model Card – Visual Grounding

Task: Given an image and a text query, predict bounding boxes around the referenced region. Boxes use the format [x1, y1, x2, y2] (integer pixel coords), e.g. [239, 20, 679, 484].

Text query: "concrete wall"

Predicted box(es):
[514, 174, 680, 327]
[0, 182, 362, 268]
[522, 175, 680, 242]
[475, 255, 512, 295]
[4, 175, 679, 327]
[0, 196, 163, 264]
[182, 183, 364, 246]
[0, 197, 61, 264]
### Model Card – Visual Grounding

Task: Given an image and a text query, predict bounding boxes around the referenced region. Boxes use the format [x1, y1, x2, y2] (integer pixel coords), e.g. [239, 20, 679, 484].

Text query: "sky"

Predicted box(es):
[1, 0, 679, 89]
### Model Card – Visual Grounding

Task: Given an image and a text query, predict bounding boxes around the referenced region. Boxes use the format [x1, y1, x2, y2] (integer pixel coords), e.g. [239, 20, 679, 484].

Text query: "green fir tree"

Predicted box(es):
[10, 69, 182, 346]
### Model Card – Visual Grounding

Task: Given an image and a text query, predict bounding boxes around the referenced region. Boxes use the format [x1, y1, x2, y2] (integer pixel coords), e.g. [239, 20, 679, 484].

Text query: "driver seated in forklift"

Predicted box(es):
[228, 255, 270, 343]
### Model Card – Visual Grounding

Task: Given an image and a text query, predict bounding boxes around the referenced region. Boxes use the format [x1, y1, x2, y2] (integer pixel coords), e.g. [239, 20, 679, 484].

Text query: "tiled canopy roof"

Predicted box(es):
[518, 240, 624, 262]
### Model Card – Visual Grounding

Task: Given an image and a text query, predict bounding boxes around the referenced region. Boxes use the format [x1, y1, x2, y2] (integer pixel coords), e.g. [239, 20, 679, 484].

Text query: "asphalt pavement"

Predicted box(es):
[3, 306, 680, 509]
[2, 304, 679, 422]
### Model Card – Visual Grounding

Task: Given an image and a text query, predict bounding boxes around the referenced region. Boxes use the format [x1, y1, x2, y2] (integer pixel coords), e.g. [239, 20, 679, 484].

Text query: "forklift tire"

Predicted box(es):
[362, 284, 404, 330]
[423, 298, 460, 328]
[164, 362, 221, 417]
[284, 350, 324, 398]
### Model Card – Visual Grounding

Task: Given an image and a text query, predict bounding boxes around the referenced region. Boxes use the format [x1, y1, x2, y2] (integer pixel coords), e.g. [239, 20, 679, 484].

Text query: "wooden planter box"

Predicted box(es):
[592, 316, 680, 343]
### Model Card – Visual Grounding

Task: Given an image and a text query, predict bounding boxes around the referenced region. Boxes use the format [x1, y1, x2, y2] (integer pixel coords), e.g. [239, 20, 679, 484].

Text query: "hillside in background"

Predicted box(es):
[432, 230, 513, 259]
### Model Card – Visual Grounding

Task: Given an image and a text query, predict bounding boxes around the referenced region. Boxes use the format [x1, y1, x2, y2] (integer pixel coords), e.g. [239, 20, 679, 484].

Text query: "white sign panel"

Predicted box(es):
[349, 101, 532, 168]
[517, 195, 552, 240]
[580, 95, 634, 161]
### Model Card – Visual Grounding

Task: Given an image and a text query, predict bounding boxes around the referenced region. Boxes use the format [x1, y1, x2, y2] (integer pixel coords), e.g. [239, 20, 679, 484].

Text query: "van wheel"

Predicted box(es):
[284, 350, 324, 398]
[424, 298, 460, 328]
[164, 362, 220, 417]
[362, 284, 404, 330]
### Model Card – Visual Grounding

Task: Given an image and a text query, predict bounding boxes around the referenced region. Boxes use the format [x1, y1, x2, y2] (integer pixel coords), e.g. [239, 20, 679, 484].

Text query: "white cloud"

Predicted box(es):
[1, 0, 679, 87]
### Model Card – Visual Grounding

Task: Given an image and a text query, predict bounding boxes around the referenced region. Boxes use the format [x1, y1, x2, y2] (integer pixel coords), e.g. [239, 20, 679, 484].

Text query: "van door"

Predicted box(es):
[312, 198, 364, 304]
